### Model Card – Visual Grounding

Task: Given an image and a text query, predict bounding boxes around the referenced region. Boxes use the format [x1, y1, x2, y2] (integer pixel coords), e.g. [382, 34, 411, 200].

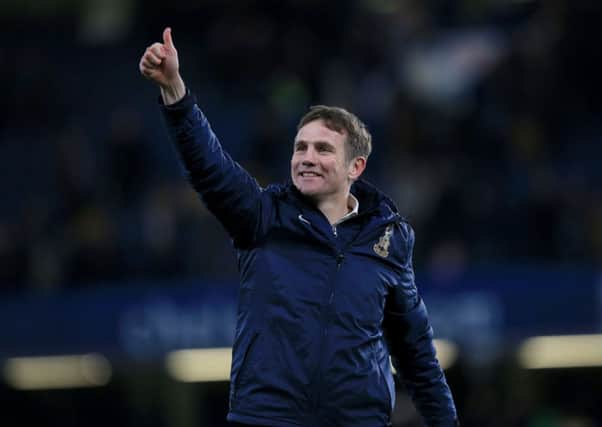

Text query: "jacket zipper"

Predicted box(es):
[300, 211, 400, 419]
[311, 249, 344, 419]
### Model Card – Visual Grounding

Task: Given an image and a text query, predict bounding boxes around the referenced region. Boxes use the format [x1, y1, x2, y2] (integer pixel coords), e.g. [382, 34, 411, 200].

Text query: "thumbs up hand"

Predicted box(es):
[140, 27, 185, 104]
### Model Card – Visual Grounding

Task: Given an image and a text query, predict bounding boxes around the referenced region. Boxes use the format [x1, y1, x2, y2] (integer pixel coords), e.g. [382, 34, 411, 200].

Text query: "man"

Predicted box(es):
[139, 28, 459, 427]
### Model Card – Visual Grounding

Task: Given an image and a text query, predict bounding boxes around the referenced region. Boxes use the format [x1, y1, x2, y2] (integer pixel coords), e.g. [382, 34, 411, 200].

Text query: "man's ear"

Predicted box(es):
[348, 156, 367, 181]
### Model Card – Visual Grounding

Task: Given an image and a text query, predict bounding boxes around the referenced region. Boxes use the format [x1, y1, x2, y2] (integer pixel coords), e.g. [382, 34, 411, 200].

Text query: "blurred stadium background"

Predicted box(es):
[1, 0, 601, 426]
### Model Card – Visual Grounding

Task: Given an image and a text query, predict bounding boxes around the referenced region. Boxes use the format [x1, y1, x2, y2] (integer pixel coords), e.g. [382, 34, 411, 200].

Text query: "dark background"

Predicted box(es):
[0, 0, 600, 426]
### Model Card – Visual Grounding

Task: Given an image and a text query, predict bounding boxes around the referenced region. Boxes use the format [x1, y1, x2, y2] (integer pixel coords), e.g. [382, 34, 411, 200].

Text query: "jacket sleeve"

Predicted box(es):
[160, 92, 263, 246]
[383, 223, 459, 426]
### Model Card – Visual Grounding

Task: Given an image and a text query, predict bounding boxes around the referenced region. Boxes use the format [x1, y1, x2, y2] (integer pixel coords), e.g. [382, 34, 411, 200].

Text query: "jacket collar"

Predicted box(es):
[285, 178, 400, 223]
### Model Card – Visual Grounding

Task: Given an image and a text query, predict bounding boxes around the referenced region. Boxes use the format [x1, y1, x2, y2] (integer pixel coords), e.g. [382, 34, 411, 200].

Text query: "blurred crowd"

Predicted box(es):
[0, 0, 600, 294]
[1, 2, 601, 426]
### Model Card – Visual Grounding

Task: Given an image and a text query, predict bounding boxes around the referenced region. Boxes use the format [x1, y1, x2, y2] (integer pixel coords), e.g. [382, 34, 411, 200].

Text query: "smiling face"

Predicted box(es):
[291, 119, 365, 203]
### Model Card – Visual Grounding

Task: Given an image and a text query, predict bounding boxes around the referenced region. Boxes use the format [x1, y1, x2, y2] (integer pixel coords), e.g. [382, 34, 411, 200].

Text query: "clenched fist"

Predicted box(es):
[139, 27, 185, 104]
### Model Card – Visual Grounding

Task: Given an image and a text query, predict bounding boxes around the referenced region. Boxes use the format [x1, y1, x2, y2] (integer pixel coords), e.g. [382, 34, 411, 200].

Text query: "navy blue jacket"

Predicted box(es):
[160, 93, 458, 426]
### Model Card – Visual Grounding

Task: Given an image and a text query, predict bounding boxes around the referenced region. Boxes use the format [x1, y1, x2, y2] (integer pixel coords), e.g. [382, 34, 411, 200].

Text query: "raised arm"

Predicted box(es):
[140, 28, 263, 245]
[383, 223, 459, 426]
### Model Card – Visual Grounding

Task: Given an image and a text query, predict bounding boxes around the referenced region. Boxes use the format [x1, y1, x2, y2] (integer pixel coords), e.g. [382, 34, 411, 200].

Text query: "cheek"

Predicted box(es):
[328, 160, 344, 175]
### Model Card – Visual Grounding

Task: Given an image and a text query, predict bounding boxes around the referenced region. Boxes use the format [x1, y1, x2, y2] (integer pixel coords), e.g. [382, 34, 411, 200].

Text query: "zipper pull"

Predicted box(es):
[336, 253, 345, 270]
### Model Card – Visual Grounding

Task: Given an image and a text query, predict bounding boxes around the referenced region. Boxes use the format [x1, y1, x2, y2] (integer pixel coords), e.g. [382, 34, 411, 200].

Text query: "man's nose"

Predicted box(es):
[301, 147, 317, 164]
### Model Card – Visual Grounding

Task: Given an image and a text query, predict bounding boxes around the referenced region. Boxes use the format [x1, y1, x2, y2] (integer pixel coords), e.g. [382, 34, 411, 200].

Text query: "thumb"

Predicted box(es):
[163, 27, 175, 49]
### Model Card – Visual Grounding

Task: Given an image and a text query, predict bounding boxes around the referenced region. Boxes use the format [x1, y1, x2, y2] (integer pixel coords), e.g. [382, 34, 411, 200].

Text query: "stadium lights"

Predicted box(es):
[518, 334, 602, 369]
[3, 354, 112, 390]
[166, 347, 232, 382]
[166, 339, 458, 383]
[434, 339, 458, 370]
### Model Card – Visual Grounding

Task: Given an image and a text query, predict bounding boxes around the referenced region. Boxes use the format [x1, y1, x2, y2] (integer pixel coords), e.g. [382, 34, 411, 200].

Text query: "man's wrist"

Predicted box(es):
[160, 76, 186, 105]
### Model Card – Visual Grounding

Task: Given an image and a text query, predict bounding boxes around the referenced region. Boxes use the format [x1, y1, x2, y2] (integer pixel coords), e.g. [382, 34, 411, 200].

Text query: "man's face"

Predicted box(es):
[291, 119, 351, 201]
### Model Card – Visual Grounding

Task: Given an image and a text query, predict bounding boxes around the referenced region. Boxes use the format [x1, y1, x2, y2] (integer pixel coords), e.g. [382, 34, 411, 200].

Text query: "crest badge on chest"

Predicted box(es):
[373, 224, 394, 258]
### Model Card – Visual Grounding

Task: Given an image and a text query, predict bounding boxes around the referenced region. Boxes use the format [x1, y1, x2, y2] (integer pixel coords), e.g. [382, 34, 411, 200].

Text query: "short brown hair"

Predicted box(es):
[297, 105, 372, 163]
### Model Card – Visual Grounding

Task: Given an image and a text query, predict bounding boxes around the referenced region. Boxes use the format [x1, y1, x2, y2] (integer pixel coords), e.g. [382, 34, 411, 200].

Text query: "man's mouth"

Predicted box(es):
[299, 172, 322, 177]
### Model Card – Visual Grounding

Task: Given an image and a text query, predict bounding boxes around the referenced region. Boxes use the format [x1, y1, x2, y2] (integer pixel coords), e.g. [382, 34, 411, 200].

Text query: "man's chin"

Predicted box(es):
[295, 184, 322, 198]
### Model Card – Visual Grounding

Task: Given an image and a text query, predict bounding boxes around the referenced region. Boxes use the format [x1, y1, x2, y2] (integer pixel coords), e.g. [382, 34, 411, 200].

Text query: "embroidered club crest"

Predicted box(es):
[373, 224, 394, 258]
